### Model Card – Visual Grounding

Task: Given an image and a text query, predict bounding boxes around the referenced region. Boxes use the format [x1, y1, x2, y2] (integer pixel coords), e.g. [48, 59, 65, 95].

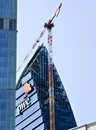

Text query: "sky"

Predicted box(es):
[17, 0, 96, 127]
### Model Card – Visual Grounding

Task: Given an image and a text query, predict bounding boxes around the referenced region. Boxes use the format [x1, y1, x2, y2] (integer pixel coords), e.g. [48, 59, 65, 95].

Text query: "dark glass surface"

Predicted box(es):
[16, 45, 77, 130]
[0, 18, 3, 29]
[9, 19, 16, 31]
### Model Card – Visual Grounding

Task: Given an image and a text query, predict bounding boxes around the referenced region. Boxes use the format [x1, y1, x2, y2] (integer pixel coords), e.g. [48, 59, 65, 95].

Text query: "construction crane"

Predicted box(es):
[17, 3, 62, 130]
[44, 3, 62, 130]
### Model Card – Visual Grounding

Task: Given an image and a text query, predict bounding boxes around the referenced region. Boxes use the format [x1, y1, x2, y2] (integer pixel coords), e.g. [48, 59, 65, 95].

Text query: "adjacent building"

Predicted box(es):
[0, 0, 17, 130]
[15, 45, 77, 130]
[69, 122, 96, 130]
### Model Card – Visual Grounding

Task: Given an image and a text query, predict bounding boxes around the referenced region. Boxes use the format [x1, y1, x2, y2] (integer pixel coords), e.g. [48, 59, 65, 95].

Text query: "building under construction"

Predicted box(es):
[15, 44, 77, 130]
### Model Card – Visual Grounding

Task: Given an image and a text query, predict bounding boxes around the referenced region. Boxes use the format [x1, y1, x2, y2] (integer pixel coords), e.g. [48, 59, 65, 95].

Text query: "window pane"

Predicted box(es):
[0, 18, 3, 29]
[9, 19, 16, 31]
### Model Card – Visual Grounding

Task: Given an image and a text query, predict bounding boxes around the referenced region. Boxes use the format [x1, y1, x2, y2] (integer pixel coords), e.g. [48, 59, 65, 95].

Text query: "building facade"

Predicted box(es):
[0, 0, 17, 130]
[69, 122, 96, 130]
[15, 45, 77, 130]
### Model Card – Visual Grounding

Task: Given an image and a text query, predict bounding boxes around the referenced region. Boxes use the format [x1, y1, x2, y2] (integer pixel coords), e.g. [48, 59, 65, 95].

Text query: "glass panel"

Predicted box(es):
[0, 18, 3, 29]
[16, 92, 38, 116]
[0, 124, 5, 130]
[15, 101, 40, 125]
[23, 116, 43, 130]
[15, 109, 42, 130]
[34, 123, 44, 130]
[9, 19, 16, 31]
[22, 72, 31, 85]
[16, 92, 38, 107]
[16, 85, 36, 100]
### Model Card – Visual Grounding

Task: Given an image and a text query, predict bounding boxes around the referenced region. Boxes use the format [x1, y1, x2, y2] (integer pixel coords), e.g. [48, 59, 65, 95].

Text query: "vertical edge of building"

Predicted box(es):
[0, 0, 17, 130]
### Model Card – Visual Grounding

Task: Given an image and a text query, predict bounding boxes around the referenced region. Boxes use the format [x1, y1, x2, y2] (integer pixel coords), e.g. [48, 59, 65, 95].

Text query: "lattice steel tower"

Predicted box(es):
[44, 3, 62, 130]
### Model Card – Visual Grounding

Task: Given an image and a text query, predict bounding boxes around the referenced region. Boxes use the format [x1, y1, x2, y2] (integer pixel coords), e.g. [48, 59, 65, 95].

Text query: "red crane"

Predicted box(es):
[17, 4, 62, 130]
[44, 3, 62, 130]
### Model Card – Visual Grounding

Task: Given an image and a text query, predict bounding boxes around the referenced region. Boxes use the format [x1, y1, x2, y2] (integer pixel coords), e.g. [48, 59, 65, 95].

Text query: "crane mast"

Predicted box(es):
[44, 3, 62, 130]
[17, 3, 62, 130]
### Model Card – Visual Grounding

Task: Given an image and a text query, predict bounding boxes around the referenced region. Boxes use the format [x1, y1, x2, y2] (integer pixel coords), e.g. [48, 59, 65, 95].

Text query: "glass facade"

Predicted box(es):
[0, 0, 17, 130]
[15, 45, 77, 130]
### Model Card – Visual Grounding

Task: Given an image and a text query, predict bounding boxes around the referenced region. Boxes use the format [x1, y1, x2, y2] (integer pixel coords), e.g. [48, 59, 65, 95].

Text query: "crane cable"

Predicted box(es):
[17, 3, 62, 73]
[16, 29, 46, 73]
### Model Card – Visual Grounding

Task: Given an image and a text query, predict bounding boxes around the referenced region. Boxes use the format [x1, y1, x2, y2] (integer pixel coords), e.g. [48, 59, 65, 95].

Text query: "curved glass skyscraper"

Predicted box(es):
[0, 0, 17, 130]
[15, 45, 77, 130]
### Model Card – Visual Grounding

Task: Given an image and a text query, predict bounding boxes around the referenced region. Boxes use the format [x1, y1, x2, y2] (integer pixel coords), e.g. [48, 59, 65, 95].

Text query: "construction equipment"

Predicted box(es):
[44, 3, 62, 130]
[17, 3, 62, 130]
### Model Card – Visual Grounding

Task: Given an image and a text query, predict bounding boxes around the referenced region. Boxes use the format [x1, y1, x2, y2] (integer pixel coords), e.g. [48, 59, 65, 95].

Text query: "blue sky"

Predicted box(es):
[17, 0, 96, 126]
